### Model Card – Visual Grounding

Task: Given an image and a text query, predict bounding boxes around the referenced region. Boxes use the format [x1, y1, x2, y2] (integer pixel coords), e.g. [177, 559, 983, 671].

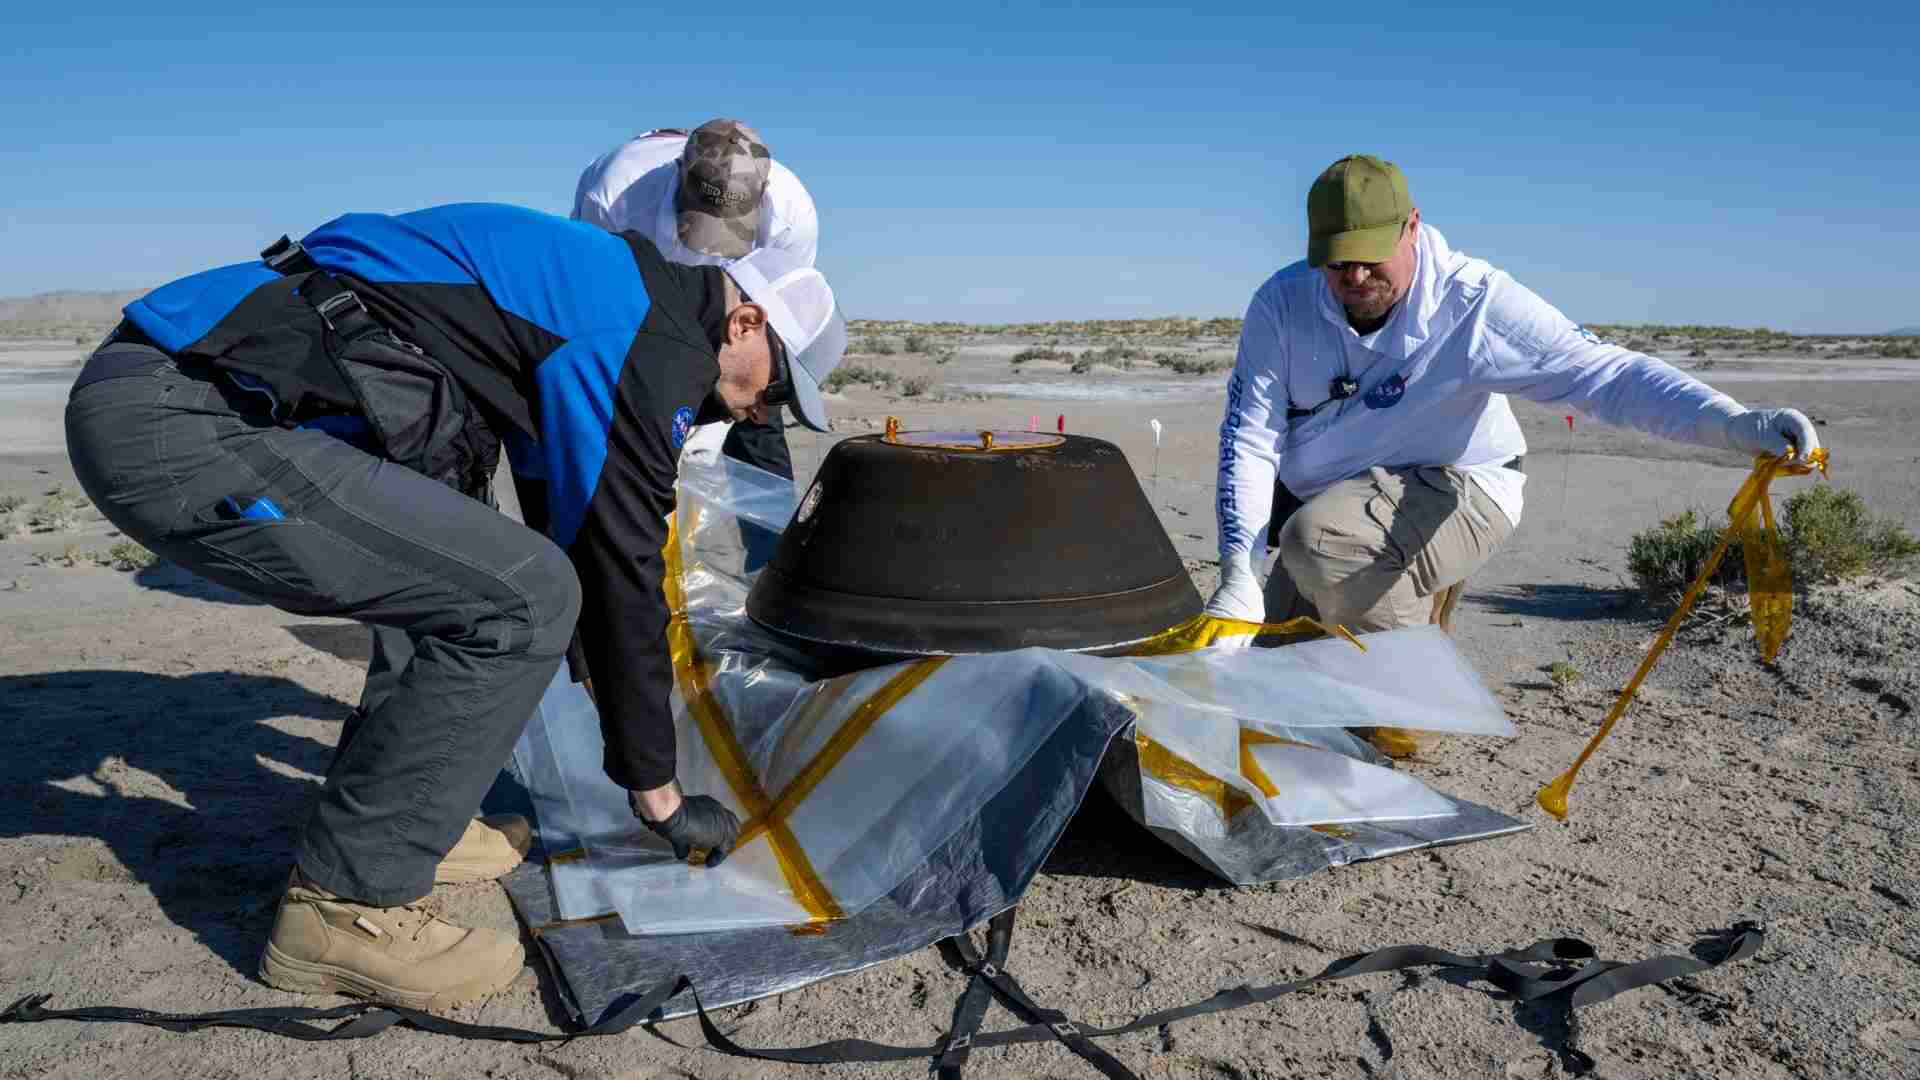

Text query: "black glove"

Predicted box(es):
[639, 794, 741, 866]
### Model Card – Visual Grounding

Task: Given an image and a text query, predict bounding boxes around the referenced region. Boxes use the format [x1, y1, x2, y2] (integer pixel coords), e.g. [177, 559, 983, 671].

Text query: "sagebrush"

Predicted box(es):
[1626, 485, 1919, 599]
[1010, 346, 1074, 365]
[821, 364, 897, 393]
[1780, 485, 1920, 582]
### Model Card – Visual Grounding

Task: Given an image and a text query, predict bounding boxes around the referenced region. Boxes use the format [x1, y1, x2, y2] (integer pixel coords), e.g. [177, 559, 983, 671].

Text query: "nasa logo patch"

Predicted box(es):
[670, 406, 695, 451]
[1363, 374, 1407, 410]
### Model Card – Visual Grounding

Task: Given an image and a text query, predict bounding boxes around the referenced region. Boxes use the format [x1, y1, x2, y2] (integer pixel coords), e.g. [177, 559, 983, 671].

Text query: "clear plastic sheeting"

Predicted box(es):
[511, 451, 1526, 937]
[1125, 628, 1513, 736]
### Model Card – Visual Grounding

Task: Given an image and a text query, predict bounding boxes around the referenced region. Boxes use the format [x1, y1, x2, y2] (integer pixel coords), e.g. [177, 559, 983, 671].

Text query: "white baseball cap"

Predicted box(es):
[724, 249, 846, 433]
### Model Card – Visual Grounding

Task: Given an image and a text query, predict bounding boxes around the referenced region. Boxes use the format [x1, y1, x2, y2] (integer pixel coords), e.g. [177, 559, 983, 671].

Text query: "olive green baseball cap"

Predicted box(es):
[1307, 154, 1412, 268]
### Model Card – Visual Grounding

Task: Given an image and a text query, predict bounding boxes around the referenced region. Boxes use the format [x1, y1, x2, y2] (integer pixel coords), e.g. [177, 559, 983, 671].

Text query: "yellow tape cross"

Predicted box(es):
[735, 658, 948, 851]
[663, 506, 844, 922]
[661, 505, 954, 923]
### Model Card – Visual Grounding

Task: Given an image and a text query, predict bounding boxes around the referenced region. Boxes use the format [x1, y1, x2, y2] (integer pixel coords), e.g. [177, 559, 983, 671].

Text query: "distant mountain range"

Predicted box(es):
[0, 289, 145, 324]
[1891, 326, 1920, 337]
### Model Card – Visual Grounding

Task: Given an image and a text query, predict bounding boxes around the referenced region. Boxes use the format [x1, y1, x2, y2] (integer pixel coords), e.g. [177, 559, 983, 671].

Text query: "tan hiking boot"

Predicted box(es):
[1359, 726, 1423, 760]
[436, 814, 532, 884]
[259, 873, 524, 1010]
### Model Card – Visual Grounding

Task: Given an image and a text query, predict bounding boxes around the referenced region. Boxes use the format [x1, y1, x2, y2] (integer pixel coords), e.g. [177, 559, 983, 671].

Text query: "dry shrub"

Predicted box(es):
[821, 364, 897, 393]
[1626, 486, 1919, 600]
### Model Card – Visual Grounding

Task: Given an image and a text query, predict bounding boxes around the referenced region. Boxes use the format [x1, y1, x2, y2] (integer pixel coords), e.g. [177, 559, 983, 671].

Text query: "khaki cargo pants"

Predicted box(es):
[1265, 465, 1513, 635]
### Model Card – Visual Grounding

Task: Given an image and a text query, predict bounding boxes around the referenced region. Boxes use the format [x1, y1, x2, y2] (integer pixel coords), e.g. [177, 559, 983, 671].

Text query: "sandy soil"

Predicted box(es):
[2, 334, 1917, 1079]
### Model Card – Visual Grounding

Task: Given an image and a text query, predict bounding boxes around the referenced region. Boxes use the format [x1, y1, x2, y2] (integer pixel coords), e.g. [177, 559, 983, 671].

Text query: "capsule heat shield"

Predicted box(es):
[746, 430, 1200, 667]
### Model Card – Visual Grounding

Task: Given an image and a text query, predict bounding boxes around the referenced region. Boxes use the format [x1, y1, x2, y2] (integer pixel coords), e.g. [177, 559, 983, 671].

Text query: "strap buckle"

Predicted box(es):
[945, 1033, 972, 1053]
[313, 289, 371, 333]
[1050, 1021, 1081, 1039]
[259, 235, 317, 275]
[975, 962, 999, 979]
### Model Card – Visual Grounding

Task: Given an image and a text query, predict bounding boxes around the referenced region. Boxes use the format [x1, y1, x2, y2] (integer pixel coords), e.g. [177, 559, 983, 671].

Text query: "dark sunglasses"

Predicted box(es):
[759, 327, 796, 408]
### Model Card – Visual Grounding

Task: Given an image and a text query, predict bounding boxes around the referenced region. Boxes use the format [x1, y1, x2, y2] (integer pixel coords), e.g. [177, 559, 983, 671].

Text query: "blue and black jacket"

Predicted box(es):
[124, 203, 726, 791]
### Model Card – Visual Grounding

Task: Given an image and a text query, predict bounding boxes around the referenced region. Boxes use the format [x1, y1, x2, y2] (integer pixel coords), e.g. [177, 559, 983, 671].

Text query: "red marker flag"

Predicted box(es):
[1565, 415, 1575, 430]
[1057, 414, 1065, 433]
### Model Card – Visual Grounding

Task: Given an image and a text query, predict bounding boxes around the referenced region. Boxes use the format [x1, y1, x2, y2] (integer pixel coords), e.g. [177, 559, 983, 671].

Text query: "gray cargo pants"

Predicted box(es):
[65, 339, 580, 906]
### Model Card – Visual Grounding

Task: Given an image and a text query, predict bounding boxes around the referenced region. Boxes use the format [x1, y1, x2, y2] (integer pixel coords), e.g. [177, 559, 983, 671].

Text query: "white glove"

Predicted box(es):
[1721, 408, 1822, 462]
[1204, 551, 1267, 623]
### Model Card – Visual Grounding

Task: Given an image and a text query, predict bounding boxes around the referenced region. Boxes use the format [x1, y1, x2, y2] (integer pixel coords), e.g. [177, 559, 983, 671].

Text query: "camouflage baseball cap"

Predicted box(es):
[675, 119, 772, 258]
[1307, 154, 1412, 268]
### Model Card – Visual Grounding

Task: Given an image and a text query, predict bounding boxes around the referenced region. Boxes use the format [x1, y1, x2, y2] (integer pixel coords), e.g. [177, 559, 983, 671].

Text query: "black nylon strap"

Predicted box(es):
[258, 235, 380, 348]
[966, 965, 1135, 1078]
[2, 973, 687, 1045]
[934, 908, 1016, 1078]
[929, 910, 1132, 1078]
[1, 921, 1766, 1075]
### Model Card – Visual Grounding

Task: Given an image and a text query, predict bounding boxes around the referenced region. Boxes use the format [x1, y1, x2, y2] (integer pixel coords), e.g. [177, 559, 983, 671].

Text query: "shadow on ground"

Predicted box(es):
[2, 667, 538, 984]
[130, 562, 265, 605]
[1, 670, 347, 976]
[1474, 583, 1642, 622]
[1043, 785, 1221, 891]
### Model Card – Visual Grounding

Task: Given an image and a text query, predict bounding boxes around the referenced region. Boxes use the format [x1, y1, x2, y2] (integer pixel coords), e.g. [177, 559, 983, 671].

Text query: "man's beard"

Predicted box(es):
[1343, 289, 1397, 323]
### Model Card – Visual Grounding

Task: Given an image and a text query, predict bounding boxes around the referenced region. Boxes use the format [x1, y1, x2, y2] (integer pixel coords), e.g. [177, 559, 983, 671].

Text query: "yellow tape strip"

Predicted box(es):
[1236, 729, 1322, 799]
[1126, 613, 1366, 657]
[1537, 448, 1828, 819]
[1238, 737, 1279, 799]
[527, 912, 622, 937]
[662, 506, 843, 921]
[736, 658, 947, 851]
[1135, 731, 1254, 821]
[1744, 473, 1794, 662]
[761, 674, 861, 778]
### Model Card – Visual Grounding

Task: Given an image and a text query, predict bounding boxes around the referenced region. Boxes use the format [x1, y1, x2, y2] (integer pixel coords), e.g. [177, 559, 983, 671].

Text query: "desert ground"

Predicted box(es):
[1, 320, 1916, 1079]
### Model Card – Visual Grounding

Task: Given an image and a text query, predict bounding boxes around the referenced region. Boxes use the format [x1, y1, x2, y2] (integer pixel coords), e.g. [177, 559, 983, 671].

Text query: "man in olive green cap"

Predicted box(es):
[1208, 154, 1823, 753]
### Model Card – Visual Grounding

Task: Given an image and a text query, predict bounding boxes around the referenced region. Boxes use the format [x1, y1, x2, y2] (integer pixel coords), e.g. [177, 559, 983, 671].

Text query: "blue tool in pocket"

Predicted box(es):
[223, 495, 286, 521]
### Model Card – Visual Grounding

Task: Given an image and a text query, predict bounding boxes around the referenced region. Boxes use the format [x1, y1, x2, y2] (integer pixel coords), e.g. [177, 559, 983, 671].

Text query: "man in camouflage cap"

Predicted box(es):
[572, 118, 821, 566]
[673, 119, 774, 258]
[573, 116, 818, 273]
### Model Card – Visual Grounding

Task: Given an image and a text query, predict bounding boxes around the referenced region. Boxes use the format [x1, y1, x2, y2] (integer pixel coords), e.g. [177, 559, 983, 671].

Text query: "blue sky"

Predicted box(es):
[3, 2, 1915, 332]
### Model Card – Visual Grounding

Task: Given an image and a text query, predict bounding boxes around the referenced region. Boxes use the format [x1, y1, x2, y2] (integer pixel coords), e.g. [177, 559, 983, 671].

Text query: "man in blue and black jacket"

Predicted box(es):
[64, 203, 846, 1009]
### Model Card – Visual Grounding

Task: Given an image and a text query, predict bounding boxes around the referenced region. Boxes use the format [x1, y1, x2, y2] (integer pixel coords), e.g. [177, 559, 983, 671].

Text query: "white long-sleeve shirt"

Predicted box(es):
[571, 129, 820, 267]
[1216, 224, 1745, 563]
